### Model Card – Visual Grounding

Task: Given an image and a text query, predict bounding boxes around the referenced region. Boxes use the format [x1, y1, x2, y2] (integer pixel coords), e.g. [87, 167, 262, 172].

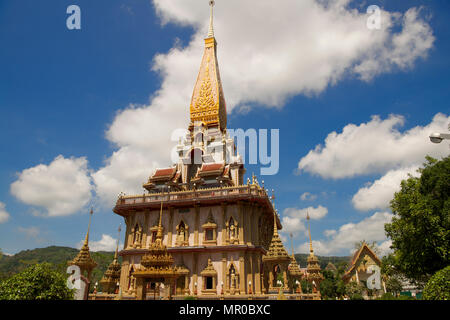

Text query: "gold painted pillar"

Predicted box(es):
[222, 254, 227, 293]
[143, 211, 149, 248]
[247, 205, 254, 245]
[239, 253, 245, 294]
[120, 259, 129, 293]
[194, 205, 200, 246]
[238, 202, 244, 244]
[136, 277, 144, 300]
[168, 207, 174, 247]
[254, 253, 261, 294]
[269, 268, 274, 290]
[193, 252, 198, 295]
[221, 203, 227, 245]
[247, 252, 253, 294]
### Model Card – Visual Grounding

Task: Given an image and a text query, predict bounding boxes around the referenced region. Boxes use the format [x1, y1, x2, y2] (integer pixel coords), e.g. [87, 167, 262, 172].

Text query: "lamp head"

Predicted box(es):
[429, 132, 443, 144]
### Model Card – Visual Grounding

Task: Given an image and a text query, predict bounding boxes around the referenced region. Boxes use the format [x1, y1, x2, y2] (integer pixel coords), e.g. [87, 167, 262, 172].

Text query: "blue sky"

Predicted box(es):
[0, 0, 448, 256]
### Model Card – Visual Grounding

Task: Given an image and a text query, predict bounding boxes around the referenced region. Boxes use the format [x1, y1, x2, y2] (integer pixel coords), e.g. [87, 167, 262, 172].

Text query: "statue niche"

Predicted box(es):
[131, 223, 143, 248]
[225, 216, 238, 244]
[176, 220, 189, 246]
[226, 263, 240, 295]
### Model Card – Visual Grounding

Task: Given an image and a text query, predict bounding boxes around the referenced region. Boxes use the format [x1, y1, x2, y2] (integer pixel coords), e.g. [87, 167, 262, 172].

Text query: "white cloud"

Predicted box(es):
[298, 113, 449, 179]
[297, 211, 393, 256]
[77, 234, 123, 252]
[0, 202, 10, 224]
[352, 165, 420, 211]
[10, 155, 93, 217]
[281, 205, 328, 235]
[300, 192, 317, 201]
[91, 0, 435, 206]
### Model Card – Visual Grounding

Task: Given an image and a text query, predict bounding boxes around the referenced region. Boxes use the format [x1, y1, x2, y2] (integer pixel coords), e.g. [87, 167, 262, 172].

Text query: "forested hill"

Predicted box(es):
[0, 246, 118, 286]
[0, 246, 350, 282]
[294, 253, 350, 270]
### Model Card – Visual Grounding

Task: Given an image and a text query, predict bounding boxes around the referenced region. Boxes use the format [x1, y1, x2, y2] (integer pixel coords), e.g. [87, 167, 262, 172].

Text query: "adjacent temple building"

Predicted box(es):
[70, 2, 323, 300]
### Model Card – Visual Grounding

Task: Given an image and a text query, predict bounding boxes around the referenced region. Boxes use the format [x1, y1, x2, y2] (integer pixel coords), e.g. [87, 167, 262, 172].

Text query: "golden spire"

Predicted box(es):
[273, 209, 278, 236]
[155, 201, 164, 245]
[207, 1, 215, 38]
[305, 211, 323, 293]
[83, 207, 93, 245]
[99, 223, 122, 294]
[68, 207, 97, 279]
[290, 233, 294, 258]
[189, 0, 227, 131]
[307, 211, 314, 254]
[114, 224, 121, 261]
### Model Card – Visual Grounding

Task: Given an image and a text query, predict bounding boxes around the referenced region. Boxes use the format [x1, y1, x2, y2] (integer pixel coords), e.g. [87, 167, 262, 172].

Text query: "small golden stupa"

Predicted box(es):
[262, 205, 291, 292]
[133, 202, 179, 299]
[288, 234, 303, 293]
[305, 212, 323, 299]
[68, 208, 97, 281]
[99, 225, 122, 294]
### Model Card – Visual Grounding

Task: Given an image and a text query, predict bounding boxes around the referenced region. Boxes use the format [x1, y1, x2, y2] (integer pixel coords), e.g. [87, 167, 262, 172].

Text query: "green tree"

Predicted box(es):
[385, 156, 450, 282]
[422, 266, 450, 300]
[345, 281, 365, 300]
[0, 263, 74, 300]
[319, 270, 336, 299]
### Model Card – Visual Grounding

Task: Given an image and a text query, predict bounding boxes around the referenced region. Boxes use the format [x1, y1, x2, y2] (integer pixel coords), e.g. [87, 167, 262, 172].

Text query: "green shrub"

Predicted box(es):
[0, 263, 73, 300]
[423, 266, 450, 300]
[350, 293, 364, 300]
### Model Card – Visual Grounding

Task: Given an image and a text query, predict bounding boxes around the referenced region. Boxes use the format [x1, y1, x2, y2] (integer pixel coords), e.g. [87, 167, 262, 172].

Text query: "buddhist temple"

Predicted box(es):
[342, 242, 384, 298]
[108, 1, 307, 300]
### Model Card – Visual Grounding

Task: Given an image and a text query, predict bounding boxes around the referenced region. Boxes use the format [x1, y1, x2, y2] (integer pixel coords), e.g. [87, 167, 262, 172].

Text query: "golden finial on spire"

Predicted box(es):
[273, 209, 278, 236]
[207, 0, 215, 38]
[290, 233, 295, 257]
[84, 207, 94, 245]
[114, 224, 121, 260]
[307, 211, 314, 254]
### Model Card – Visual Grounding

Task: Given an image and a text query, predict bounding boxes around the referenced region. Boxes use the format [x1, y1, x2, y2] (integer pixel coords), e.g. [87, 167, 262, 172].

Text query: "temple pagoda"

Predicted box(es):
[262, 209, 291, 293]
[305, 213, 323, 300]
[112, 1, 284, 299]
[68, 208, 97, 281]
[133, 202, 179, 299]
[288, 234, 303, 294]
[99, 225, 122, 294]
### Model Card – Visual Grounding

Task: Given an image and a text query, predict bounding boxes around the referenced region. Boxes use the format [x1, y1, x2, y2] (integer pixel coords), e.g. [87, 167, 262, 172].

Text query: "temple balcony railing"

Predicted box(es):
[115, 184, 270, 206]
